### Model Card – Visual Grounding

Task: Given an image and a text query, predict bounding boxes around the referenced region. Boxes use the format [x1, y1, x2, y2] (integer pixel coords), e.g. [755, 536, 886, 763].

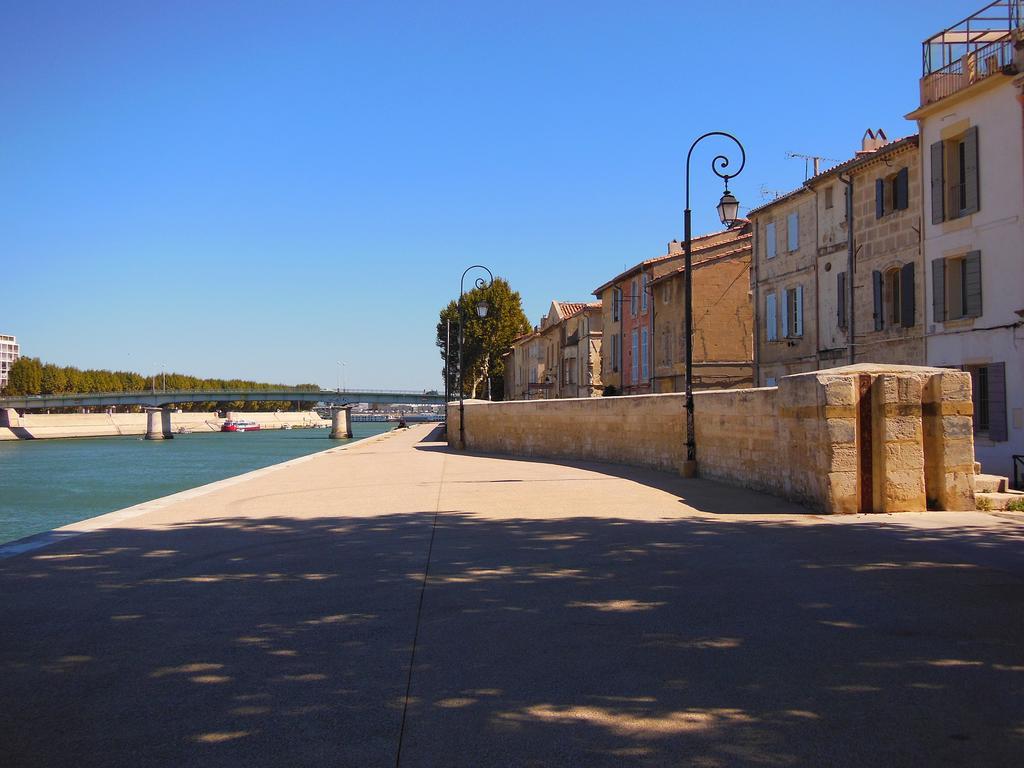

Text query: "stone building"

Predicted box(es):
[649, 225, 754, 392]
[907, 2, 1024, 477]
[805, 133, 926, 369]
[749, 187, 819, 386]
[502, 300, 603, 400]
[593, 229, 741, 395]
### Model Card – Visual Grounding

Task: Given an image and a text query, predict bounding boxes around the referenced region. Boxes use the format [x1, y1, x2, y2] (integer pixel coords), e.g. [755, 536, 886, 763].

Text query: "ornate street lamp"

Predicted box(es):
[682, 132, 745, 474]
[458, 264, 493, 449]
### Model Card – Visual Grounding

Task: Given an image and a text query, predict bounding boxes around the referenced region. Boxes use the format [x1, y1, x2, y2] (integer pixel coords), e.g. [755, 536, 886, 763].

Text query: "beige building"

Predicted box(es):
[649, 225, 754, 392]
[502, 301, 602, 400]
[749, 187, 819, 386]
[805, 133, 926, 369]
[752, 131, 927, 386]
[593, 229, 742, 395]
[0, 334, 20, 391]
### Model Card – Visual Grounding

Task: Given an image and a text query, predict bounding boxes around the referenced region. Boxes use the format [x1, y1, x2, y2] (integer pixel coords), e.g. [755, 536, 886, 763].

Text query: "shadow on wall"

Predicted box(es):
[1, 512, 1023, 767]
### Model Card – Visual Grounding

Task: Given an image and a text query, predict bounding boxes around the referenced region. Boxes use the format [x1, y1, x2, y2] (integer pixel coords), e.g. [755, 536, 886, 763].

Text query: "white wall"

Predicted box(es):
[920, 79, 1024, 477]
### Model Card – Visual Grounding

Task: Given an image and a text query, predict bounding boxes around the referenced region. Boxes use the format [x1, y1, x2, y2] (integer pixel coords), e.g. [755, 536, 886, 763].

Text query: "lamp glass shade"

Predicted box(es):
[476, 300, 489, 318]
[717, 191, 740, 227]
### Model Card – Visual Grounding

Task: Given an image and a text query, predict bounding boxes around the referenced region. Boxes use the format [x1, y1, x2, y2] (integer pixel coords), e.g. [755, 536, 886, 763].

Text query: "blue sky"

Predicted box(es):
[1, 0, 965, 389]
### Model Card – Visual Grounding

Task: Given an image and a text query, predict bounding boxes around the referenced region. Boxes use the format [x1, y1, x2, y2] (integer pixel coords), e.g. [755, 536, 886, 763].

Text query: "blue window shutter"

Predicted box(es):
[872, 270, 884, 330]
[783, 289, 791, 337]
[795, 285, 804, 337]
[896, 167, 910, 210]
[766, 293, 777, 341]
[766, 222, 776, 258]
[900, 262, 915, 327]
[875, 178, 885, 219]
[837, 271, 847, 329]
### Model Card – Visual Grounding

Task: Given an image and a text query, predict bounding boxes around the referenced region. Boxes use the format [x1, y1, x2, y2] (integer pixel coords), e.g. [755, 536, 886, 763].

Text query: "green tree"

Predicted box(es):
[39, 363, 68, 394]
[4, 357, 43, 395]
[436, 277, 531, 400]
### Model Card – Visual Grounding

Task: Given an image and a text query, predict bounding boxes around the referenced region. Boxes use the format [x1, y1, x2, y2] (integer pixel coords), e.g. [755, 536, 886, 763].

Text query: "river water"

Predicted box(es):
[0, 423, 393, 545]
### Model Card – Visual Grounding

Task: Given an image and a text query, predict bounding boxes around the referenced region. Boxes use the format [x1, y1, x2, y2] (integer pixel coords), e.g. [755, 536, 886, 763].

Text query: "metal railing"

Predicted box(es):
[921, 38, 1015, 105]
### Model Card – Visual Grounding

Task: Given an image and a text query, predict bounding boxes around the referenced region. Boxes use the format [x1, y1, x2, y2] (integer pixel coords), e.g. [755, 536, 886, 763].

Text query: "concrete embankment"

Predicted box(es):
[0, 409, 328, 440]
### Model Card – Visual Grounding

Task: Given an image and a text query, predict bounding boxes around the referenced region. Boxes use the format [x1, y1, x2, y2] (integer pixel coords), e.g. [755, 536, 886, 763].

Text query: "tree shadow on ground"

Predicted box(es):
[1, 510, 1023, 768]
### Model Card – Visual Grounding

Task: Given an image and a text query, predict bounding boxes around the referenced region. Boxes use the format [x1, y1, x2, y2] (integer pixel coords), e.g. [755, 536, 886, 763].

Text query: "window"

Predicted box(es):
[787, 212, 799, 252]
[932, 252, 981, 322]
[824, 186, 834, 210]
[641, 273, 648, 312]
[630, 330, 639, 384]
[965, 363, 1007, 441]
[784, 285, 803, 338]
[612, 287, 621, 322]
[876, 167, 910, 218]
[641, 328, 649, 381]
[765, 292, 778, 341]
[930, 127, 979, 223]
[610, 333, 619, 373]
[630, 279, 637, 317]
[886, 268, 901, 326]
[765, 222, 777, 259]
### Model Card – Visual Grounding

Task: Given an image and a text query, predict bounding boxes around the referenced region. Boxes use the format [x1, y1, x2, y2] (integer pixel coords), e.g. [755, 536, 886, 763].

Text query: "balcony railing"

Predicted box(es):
[920, 0, 1021, 105]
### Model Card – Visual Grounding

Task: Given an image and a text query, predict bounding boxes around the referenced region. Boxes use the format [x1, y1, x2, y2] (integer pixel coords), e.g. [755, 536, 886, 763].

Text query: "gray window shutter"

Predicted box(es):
[783, 289, 792, 337]
[900, 262, 915, 327]
[872, 270, 884, 330]
[896, 167, 909, 210]
[932, 258, 945, 322]
[964, 250, 982, 317]
[837, 271, 847, 329]
[930, 140, 945, 224]
[963, 126, 979, 215]
[875, 178, 885, 219]
[988, 362, 1007, 442]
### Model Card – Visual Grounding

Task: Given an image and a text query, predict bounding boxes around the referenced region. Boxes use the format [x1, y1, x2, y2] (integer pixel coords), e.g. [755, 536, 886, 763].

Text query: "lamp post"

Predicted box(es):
[458, 265, 493, 450]
[682, 132, 745, 475]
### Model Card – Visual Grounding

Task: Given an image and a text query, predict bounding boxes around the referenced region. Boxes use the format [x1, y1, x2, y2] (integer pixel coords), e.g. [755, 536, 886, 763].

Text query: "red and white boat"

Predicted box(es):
[221, 419, 261, 432]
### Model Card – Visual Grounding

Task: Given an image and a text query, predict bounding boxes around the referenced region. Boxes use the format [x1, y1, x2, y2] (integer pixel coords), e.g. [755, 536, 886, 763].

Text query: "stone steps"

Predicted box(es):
[974, 473, 1009, 493]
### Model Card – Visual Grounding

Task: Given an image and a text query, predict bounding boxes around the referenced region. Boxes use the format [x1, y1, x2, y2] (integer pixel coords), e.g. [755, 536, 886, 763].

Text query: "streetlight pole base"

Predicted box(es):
[680, 460, 698, 478]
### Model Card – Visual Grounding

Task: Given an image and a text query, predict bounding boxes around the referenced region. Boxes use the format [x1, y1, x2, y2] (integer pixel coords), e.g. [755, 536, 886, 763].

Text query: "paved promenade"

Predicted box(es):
[1, 424, 1023, 767]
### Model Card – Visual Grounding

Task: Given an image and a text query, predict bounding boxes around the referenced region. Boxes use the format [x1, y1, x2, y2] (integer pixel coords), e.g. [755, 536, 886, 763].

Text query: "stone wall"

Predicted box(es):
[448, 364, 976, 513]
[0, 410, 328, 440]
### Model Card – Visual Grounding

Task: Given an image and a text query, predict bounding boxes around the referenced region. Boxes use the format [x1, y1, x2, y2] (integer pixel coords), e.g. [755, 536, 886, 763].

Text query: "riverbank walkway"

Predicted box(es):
[2, 424, 1023, 767]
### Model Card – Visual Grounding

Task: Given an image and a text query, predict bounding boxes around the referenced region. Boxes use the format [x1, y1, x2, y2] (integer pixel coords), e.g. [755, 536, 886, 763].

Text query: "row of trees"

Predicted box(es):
[2, 357, 320, 412]
[435, 277, 532, 401]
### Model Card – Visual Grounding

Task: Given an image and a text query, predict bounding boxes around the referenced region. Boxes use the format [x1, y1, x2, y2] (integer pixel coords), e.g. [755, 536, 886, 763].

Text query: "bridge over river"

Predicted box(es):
[0, 388, 445, 411]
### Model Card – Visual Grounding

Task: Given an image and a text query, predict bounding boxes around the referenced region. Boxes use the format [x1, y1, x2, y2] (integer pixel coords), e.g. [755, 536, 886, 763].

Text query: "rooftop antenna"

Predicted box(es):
[786, 151, 840, 180]
[759, 184, 786, 201]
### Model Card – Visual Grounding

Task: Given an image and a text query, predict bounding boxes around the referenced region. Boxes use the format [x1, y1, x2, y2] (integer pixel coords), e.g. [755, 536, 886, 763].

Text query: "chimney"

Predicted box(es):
[859, 128, 888, 155]
[667, 239, 683, 255]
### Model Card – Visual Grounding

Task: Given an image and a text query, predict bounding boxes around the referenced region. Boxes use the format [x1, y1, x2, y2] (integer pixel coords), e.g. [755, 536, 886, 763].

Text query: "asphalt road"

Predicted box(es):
[1, 425, 1022, 767]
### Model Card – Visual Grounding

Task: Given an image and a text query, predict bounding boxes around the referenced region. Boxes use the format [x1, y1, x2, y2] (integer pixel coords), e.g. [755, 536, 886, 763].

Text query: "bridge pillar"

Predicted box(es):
[145, 408, 174, 440]
[330, 407, 353, 439]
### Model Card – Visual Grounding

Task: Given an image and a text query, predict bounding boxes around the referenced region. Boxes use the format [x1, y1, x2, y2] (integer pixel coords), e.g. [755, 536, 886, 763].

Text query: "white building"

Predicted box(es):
[907, 1, 1024, 479]
[0, 334, 19, 390]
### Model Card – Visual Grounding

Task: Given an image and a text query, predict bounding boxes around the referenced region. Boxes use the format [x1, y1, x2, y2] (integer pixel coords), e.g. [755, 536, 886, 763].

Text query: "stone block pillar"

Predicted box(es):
[923, 369, 976, 510]
[871, 373, 927, 513]
[145, 408, 174, 440]
[330, 407, 353, 439]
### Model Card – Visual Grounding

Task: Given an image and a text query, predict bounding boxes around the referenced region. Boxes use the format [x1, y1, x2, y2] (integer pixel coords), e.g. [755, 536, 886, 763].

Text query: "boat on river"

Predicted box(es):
[221, 420, 261, 433]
